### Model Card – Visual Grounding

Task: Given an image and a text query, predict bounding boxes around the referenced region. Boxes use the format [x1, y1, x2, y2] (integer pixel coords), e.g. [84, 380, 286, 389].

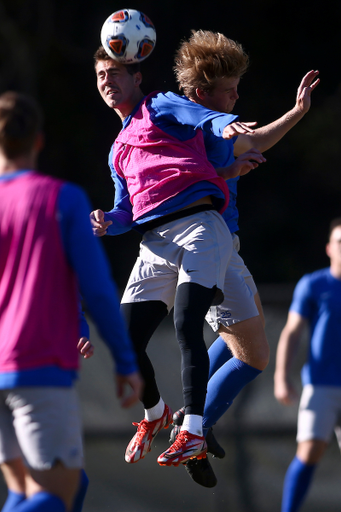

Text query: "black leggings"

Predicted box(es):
[121, 282, 217, 415]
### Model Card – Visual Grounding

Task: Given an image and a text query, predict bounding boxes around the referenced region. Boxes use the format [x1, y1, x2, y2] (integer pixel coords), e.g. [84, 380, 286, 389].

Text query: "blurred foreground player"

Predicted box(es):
[275, 218, 341, 511]
[0, 92, 142, 512]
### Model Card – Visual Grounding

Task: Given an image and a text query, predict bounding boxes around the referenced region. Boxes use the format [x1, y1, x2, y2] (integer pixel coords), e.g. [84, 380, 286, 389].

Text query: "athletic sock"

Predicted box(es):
[208, 336, 233, 378]
[145, 397, 165, 421]
[1, 490, 25, 511]
[11, 492, 65, 511]
[71, 469, 89, 512]
[181, 414, 203, 437]
[281, 456, 316, 512]
[203, 357, 261, 432]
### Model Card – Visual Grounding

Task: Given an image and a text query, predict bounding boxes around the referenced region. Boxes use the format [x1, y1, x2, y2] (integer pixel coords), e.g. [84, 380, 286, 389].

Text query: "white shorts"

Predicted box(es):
[297, 384, 341, 447]
[205, 234, 259, 331]
[0, 387, 83, 469]
[122, 210, 232, 312]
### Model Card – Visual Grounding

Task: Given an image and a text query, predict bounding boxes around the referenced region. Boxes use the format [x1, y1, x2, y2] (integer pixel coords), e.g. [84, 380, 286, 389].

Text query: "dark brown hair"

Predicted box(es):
[0, 91, 43, 159]
[94, 46, 141, 75]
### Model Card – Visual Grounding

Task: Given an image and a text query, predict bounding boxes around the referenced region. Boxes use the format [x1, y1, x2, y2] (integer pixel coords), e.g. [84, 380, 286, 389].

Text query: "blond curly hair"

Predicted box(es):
[174, 30, 249, 99]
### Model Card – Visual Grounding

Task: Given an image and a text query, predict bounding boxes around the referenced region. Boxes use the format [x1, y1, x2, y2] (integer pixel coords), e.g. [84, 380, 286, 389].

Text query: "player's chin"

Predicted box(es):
[106, 96, 120, 108]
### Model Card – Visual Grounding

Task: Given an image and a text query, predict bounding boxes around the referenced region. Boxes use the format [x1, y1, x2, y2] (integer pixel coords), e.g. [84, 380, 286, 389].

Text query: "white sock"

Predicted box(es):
[145, 397, 165, 421]
[181, 414, 203, 436]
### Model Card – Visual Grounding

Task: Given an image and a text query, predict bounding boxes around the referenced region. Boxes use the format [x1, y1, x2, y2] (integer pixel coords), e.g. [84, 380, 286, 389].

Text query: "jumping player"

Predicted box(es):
[168, 30, 319, 486]
[91, 46, 265, 467]
[0, 91, 142, 512]
[274, 218, 341, 512]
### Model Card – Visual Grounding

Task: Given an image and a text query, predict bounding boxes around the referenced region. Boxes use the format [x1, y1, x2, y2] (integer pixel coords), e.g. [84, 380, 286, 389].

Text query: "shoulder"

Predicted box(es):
[58, 182, 91, 216]
[295, 268, 330, 296]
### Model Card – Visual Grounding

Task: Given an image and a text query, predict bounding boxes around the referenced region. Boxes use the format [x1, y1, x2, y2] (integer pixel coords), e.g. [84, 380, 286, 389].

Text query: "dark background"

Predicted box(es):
[1, 4, 341, 509]
[1, 0, 340, 288]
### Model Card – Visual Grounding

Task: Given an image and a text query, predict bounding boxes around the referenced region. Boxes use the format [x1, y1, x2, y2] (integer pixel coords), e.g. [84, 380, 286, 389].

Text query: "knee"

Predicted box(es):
[251, 340, 270, 371]
[219, 326, 270, 371]
[297, 440, 327, 465]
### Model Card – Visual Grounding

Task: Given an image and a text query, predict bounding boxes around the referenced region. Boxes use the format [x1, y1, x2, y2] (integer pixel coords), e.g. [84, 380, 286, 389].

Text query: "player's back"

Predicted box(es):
[0, 171, 79, 374]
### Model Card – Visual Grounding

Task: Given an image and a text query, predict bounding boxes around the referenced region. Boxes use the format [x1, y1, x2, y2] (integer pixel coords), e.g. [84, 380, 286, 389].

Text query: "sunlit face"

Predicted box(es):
[326, 226, 341, 266]
[200, 76, 240, 113]
[95, 59, 141, 115]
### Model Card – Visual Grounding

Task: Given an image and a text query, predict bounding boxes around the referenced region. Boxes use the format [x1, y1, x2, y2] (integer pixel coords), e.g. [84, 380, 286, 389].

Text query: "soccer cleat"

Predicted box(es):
[185, 456, 217, 488]
[172, 406, 185, 425]
[158, 430, 207, 466]
[169, 413, 225, 459]
[206, 428, 225, 459]
[125, 404, 173, 463]
[169, 424, 181, 444]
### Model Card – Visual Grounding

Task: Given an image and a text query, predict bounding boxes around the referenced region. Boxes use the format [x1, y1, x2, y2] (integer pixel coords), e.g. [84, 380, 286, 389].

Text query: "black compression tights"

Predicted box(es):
[174, 282, 216, 416]
[121, 282, 216, 415]
[120, 300, 168, 409]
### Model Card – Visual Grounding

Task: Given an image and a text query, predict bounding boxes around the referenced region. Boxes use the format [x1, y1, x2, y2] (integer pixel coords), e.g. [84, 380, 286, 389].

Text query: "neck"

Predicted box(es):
[0, 153, 36, 176]
[115, 89, 145, 122]
[330, 264, 341, 280]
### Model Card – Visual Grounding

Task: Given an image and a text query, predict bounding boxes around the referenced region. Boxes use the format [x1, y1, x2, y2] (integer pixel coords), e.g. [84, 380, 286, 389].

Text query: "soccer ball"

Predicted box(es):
[100, 8, 156, 64]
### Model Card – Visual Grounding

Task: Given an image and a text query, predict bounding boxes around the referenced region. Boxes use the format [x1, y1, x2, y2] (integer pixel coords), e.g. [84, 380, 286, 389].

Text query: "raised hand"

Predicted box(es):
[223, 121, 257, 140]
[295, 70, 320, 114]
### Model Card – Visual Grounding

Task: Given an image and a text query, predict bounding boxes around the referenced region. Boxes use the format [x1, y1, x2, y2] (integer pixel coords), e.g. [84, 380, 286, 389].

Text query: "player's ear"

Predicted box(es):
[195, 88, 207, 101]
[33, 132, 44, 154]
[134, 72, 142, 86]
[326, 242, 331, 259]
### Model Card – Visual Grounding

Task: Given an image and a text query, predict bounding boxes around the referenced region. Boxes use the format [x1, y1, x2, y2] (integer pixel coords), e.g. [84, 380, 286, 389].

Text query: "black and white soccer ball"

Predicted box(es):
[100, 8, 156, 64]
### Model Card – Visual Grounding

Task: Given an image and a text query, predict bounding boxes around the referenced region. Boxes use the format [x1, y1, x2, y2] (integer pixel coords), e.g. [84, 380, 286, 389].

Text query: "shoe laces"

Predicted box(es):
[132, 419, 152, 443]
[169, 429, 190, 451]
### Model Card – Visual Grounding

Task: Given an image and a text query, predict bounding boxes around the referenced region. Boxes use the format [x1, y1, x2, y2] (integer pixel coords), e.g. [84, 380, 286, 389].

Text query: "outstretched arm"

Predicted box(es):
[274, 311, 308, 406]
[234, 70, 320, 156]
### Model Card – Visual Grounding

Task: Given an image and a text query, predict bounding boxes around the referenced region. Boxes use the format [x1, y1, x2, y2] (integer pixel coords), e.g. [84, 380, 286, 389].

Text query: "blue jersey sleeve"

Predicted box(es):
[149, 92, 238, 140]
[78, 299, 90, 339]
[102, 146, 134, 235]
[58, 183, 138, 375]
[289, 275, 315, 320]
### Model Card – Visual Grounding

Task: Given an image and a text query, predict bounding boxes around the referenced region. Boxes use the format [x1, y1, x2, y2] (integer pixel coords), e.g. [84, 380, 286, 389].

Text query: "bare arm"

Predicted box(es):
[274, 311, 308, 406]
[234, 70, 320, 156]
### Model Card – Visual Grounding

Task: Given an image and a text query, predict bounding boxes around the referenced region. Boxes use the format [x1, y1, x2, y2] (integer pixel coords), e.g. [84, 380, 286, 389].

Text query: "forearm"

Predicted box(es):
[274, 330, 300, 383]
[235, 106, 305, 155]
[104, 208, 132, 235]
[216, 165, 240, 180]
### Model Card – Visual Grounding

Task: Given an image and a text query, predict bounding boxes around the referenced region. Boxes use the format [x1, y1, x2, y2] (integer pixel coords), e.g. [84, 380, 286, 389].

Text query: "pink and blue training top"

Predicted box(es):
[103, 91, 238, 235]
[290, 268, 341, 387]
[0, 171, 138, 388]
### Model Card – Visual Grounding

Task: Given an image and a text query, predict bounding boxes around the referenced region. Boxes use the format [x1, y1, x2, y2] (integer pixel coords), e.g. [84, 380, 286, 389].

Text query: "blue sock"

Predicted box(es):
[203, 356, 261, 432]
[1, 490, 26, 511]
[281, 456, 316, 512]
[71, 469, 89, 512]
[11, 492, 65, 511]
[208, 336, 233, 378]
